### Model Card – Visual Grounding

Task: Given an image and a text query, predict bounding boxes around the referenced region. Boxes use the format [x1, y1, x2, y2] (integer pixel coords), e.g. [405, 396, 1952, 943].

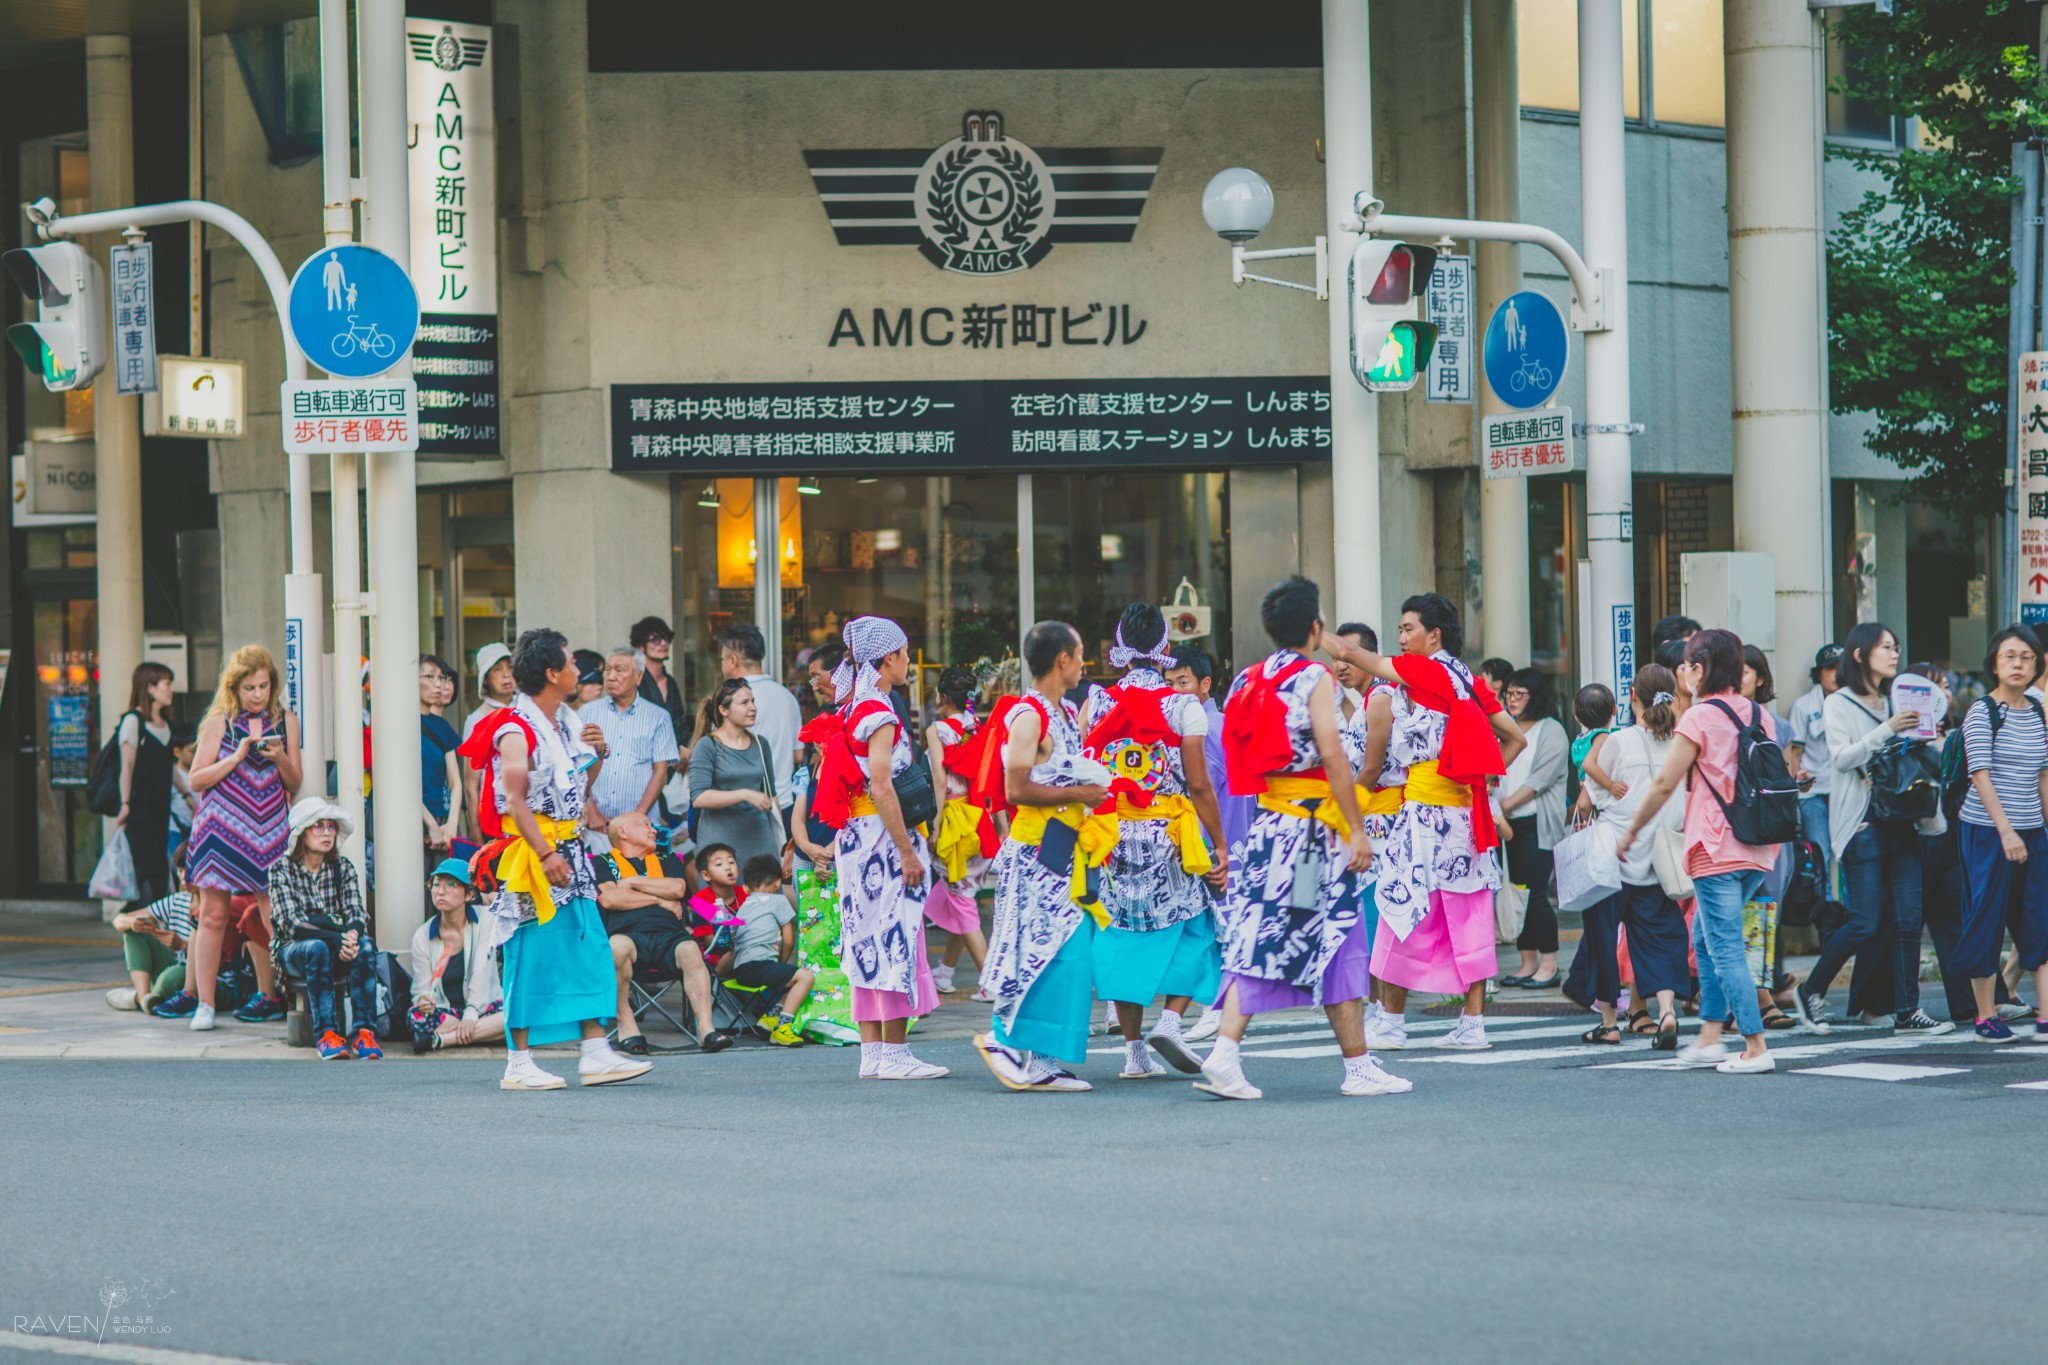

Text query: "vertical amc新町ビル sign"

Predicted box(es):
[2020, 351, 2048, 626]
[407, 19, 498, 456]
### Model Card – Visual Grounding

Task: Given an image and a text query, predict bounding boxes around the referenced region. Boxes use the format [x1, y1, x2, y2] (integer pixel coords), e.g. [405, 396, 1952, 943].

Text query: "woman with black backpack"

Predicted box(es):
[1796, 622, 1951, 1037]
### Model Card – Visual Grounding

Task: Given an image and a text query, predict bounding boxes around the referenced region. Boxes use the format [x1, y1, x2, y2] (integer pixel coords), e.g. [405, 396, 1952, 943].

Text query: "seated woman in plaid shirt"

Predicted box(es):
[268, 798, 381, 1060]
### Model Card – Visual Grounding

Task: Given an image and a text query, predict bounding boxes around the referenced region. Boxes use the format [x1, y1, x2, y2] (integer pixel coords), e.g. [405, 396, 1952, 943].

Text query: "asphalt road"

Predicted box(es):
[4, 1020, 2046, 1365]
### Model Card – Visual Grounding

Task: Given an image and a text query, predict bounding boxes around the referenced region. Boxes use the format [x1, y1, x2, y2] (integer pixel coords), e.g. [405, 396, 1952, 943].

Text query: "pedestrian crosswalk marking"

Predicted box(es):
[2005, 1080, 2048, 1091]
[1793, 1062, 1968, 1082]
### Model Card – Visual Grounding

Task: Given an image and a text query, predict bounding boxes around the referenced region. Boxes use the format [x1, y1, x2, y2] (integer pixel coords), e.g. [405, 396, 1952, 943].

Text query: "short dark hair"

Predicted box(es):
[1260, 576, 1322, 649]
[1480, 658, 1515, 690]
[629, 616, 673, 649]
[1024, 620, 1080, 678]
[1651, 614, 1700, 648]
[1115, 600, 1168, 658]
[1507, 668, 1553, 721]
[1400, 592, 1464, 657]
[1984, 625, 2046, 683]
[1169, 643, 1213, 682]
[1652, 638, 1687, 673]
[417, 653, 455, 682]
[1835, 621, 1898, 697]
[1741, 644, 1776, 705]
[1683, 628, 1745, 697]
[810, 643, 846, 675]
[1573, 682, 1616, 731]
[511, 628, 570, 696]
[935, 667, 977, 706]
[740, 853, 783, 890]
[694, 842, 736, 873]
[1334, 621, 1378, 652]
[719, 623, 766, 665]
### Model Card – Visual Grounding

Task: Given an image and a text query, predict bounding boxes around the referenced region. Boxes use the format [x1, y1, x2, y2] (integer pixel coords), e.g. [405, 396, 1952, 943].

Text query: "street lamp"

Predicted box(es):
[1199, 166, 1326, 298]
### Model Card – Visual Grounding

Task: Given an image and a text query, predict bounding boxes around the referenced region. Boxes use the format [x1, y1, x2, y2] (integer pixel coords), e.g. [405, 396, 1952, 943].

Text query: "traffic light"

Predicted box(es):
[1348, 239, 1438, 392]
[4, 242, 105, 392]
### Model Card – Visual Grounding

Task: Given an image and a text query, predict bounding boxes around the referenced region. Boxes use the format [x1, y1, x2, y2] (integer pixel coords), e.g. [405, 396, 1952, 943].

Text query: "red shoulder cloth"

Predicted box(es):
[1084, 682, 1177, 757]
[454, 707, 539, 839]
[1222, 656, 1320, 796]
[800, 700, 895, 831]
[967, 694, 1048, 815]
[1389, 653, 1507, 854]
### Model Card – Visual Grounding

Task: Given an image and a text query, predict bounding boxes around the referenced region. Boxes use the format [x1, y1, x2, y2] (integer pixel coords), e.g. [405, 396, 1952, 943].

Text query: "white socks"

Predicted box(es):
[1156, 1008, 1183, 1033]
[580, 1036, 611, 1058]
[1342, 1052, 1374, 1079]
[860, 1042, 882, 1065]
[508, 1048, 531, 1065]
[1208, 1035, 1242, 1070]
[1125, 1038, 1150, 1068]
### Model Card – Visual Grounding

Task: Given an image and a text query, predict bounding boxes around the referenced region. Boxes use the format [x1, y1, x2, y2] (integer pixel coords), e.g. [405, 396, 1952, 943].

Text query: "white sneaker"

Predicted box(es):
[1675, 1040, 1730, 1069]
[1714, 1051, 1776, 1074]
[578, 1048, 653, 1086]
[1365, 1013, 1408, 1051]
[1029, 1066, 1094, 1092]
[189, 1003, 216, 1032]
[500, 1056, 568, 1091]
[970, 986, 996, 1003]
[1435, 1015, 1490, 1050]
[1997, 1000, 2035, 1023]
[1340, 1054, 1414, 1096]
[874, 1051, 949, 1080]
[105, 987, 138, 1011]
[975, 1032, 1035, 1091]
[1183, 1008, 1221, 1042]
[1193, 1059, 1262, 1100]
[1120, 1049, 1171, 1079]
[1145, 1019, 1204, 1075]
[932, 966, 957, 993]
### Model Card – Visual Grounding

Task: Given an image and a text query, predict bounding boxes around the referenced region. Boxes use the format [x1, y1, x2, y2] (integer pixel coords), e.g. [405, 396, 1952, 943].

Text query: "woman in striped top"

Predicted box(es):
[1957, 625, 2048, 1041]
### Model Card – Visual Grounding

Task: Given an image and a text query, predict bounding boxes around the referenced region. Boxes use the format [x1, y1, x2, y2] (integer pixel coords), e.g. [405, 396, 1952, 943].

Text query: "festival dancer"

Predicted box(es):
[976, 622, 1115, 1092]
[1198, 577, 1403, 1101]
[1333, 623, 1401, 1024]
[1327, 593, 1524, 1054]
[1084, 603, 1229, 1078]
[802, 616, 947, 1081]
[924, 667, 996, 996]
[461, 628, 651, 1092]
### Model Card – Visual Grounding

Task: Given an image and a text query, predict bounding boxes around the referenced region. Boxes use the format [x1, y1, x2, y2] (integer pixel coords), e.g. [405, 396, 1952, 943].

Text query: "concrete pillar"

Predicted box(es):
[1322, 0, 1380, 628]
[1474, 0, 1531, 664]
[1230, 466, 1302, 666]
[86, 35, 144, 751]
[1726, 0, 1831, 674]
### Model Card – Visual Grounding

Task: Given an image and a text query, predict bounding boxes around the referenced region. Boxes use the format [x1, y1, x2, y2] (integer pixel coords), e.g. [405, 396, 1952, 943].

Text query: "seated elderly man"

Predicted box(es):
[269, 797, 382, 1061]
[594, 811, 734, 1054]
[579, 646, 681, 856]
[408, 857, 506, 1052]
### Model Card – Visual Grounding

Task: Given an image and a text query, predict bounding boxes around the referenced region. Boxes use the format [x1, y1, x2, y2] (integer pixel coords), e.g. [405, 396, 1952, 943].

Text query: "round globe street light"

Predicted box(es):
[1201, 167, 1275, 243]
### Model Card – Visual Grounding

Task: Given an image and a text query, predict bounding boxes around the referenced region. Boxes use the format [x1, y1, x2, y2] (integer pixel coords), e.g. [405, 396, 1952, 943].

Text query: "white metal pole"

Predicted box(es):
[359, 0, 426, 948]
[1577, 0, 1635, 693]
[1017, 473, 1036, 649]
[1473, 0, 1530, 664]
[1323, 0, 1381, 628]
[320, 0, 363, 858]
[1726, 0, 1829, 674]
[754, 477, 783, 681]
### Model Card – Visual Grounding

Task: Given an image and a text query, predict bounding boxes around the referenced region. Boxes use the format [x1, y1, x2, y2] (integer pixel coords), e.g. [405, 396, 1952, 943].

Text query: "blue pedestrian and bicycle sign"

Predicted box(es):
[1483, 289, 1568, 410]
[286, 244, 419, 379]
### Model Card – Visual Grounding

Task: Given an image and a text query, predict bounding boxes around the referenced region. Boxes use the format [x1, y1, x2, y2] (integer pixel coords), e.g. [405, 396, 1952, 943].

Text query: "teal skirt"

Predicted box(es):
[1093, 912, 1222, 1007]
[502, 896, 615, 1046]
[992, 917, 1097, 1066]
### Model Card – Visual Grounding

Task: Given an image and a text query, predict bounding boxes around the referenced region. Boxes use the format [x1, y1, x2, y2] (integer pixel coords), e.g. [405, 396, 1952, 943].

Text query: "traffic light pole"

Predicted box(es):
[24, 195, 328, 802]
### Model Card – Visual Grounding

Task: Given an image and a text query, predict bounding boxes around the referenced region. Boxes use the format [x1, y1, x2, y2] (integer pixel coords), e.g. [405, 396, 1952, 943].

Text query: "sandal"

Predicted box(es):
[1626, 1009, 1657, 1036]
[1759, 1005, 1797, 1031]
[1654, 1014, 1678, 1051]
[616, 1034, 651, 1056]
[1581, 1025, 1622, 1045]
[699, 1029, 735, 1054]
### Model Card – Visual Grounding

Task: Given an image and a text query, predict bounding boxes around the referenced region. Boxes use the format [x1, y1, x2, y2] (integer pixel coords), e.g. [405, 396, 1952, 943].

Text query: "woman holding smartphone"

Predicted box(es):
[177, 645, 301, 1031]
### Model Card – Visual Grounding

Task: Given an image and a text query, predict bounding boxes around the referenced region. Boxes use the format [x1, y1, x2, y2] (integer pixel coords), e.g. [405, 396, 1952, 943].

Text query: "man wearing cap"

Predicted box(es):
[268, 797, 382, 1060]
[580, 646, 680, 856]
[1786, 643, 1843, 894]
[569, 650, 607, 716]
[632, 616, 690, 744]
[408, 858, 505, 1052]
[461, 641, 519, 840]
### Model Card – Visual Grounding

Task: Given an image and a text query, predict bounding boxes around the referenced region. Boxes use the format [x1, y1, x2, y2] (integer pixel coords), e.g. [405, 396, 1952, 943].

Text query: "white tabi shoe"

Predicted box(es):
[1145, 1021, 1204, 1075]
[1339, 1054, 1414, 1096]
[500, 1055, 568, 1091]
[874, 1051, 949, 1080]
[1026, 1059, 1093, 1092]
[1435, 1014, 1491, 1050]
[1120, 1049, 1171, 1079]
[578, 1049, 653, 1086]
[1364, 1013, 1408, 1051]
[1193, 1060, 1263, 1101]
[975, 1032, 1035, 1091]
[1183, 1008, 1222, 1042]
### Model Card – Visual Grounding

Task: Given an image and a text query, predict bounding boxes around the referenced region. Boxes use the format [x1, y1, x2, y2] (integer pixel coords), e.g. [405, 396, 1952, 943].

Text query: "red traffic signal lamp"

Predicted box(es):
[1349, 239, 1439, 392]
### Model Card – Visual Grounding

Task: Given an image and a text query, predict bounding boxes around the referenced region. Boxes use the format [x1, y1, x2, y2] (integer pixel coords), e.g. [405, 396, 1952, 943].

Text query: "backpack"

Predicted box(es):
[84, 710, 139, 818]
[1939, 695, 2045, 822]
[1693, 698, 1801, 846]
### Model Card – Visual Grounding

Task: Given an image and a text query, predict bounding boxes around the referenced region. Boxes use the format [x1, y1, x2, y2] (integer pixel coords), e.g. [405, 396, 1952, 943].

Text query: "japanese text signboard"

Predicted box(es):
[610, 377, 1332, 475]
[2020, 351, 2048, 627]
[280, 379, 421, 455]
[1482, 407, 1577, 479]
[110, 241, 157, 395]
[407, 18, 499, 456]
[1423, 253, 1471, 404]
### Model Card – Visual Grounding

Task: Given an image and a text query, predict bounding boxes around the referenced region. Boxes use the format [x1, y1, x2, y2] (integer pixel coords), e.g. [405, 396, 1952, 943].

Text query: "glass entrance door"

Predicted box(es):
[28, 591, 100, 889]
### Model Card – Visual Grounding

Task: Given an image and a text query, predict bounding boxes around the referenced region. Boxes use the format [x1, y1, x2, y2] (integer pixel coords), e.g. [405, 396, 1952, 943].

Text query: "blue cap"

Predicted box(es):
[430, 857, 472, 886]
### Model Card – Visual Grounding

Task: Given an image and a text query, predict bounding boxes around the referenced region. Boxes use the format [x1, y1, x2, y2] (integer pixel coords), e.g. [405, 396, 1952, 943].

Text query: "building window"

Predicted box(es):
[229, 18, 324, 165]
[1825, 29, 1911, 146]
[1518, 0, 1642, 120]
[1649, 0, 1723, 128]
[1521, 0, 1726, 129]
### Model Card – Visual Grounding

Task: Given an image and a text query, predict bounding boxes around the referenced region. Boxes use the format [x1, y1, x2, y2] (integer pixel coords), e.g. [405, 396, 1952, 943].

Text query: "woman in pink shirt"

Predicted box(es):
[1618, 629, 1777, 1074]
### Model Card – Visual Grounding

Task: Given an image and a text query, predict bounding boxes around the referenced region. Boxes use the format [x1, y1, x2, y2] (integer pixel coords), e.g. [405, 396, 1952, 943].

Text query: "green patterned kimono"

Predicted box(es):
[793, 866, 860, 1045]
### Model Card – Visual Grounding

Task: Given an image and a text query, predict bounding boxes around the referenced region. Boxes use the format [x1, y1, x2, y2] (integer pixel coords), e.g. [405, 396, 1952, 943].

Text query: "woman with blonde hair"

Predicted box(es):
[168, 646, 302, 1031]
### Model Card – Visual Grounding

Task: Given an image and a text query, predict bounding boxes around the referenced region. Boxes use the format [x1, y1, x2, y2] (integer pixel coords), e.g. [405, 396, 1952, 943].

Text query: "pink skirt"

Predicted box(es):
[1371, 888, 1497, 994]
[923, 878, 983, 936]
[851, 926, 938, 1023]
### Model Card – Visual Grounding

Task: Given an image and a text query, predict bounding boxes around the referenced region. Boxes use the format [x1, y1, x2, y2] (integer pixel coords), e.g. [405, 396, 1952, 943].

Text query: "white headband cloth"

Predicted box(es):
[832, 615, 909, 704]
[1108, 622, 1175, 672]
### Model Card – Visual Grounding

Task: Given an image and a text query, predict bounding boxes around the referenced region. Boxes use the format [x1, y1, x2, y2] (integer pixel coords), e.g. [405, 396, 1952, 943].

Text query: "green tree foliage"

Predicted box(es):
[1827, 0, 2048, 518]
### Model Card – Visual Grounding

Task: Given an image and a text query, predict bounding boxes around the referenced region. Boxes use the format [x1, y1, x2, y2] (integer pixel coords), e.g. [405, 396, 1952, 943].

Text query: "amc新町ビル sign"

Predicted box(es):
[610, 378, 1331, 475]
[280, 378, 421, 455]
[805, 111, 1161, 277]
[1482, 407, 1577, 479]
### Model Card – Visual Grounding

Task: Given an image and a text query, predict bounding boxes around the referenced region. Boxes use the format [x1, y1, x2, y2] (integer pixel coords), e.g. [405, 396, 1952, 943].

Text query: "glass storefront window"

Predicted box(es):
[24, 527, 97, 571]
[441, 485, 516, 700]
[673, 477, 758, 709]
[1033, 470, 1229, 681]
[1527, 477, 1577, 682]
[32, 596, 101, 886]
[1517, 0, 1643, 120]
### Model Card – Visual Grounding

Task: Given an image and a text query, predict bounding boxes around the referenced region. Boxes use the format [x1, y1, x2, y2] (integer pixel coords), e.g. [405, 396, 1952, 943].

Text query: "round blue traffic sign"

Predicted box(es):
[1483, 289, 1568, 410]
[286, 244, 420, 379]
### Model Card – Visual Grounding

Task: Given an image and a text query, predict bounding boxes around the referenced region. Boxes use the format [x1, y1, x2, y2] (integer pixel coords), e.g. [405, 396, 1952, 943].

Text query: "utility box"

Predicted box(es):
[1680, 552, 1776, 653]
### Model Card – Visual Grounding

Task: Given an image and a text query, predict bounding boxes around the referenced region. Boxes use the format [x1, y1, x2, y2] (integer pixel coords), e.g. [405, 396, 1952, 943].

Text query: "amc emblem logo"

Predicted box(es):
[805, 112, 1162, 276]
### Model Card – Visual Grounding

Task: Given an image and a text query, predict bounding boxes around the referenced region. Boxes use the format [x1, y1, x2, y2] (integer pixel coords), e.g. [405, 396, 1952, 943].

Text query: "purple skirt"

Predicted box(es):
[1218, 905, 1374, 1013]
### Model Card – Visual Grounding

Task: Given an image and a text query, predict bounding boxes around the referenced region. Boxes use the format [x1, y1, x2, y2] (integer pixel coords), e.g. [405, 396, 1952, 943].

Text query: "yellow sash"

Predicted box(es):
[1404, 759, 1472, 808]
[848, 794, 879, 818]
[1114, 793, 1214, 876]
[498, 814, 583, 924]
[1007, 802, 1117, 929]
[932, 799, 987, 883]
[1255, 774, 1371, 841]
[1362, 785, 1405, 817]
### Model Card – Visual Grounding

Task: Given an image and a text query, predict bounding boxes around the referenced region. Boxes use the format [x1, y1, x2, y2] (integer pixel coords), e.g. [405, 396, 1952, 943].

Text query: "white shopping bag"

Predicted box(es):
[1551, 822, 1622, 915]
[89, 830, 138, 901]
